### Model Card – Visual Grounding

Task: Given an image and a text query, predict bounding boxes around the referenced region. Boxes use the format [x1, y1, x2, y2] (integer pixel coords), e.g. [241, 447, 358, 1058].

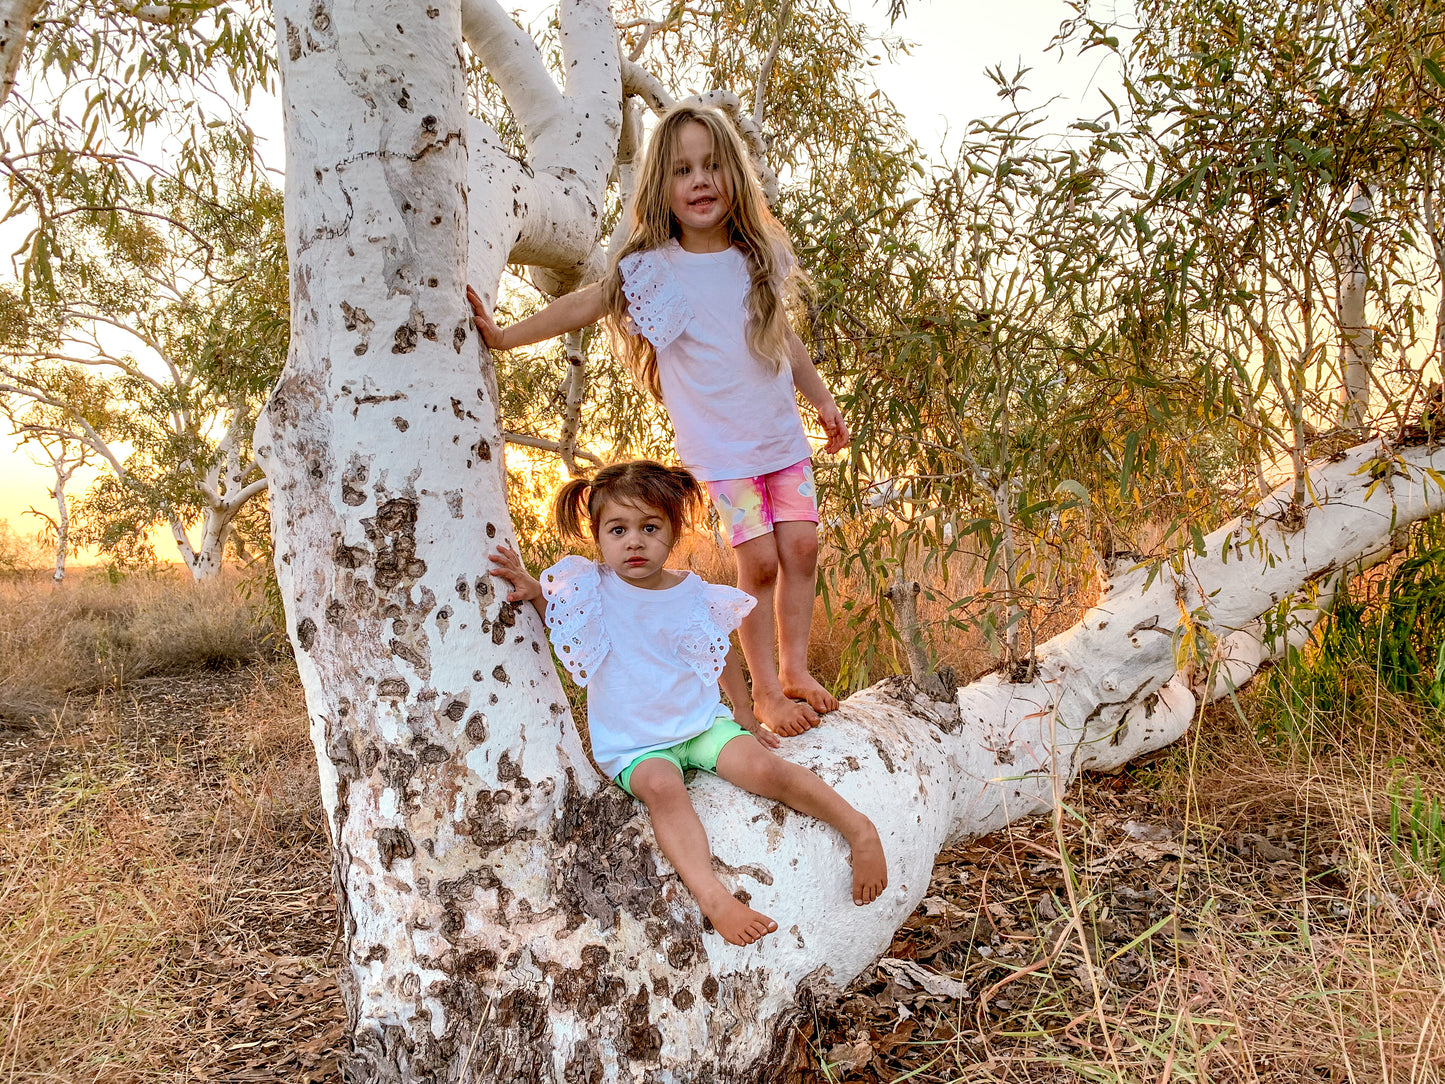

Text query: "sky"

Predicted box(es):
[0, 0, 1121, 567]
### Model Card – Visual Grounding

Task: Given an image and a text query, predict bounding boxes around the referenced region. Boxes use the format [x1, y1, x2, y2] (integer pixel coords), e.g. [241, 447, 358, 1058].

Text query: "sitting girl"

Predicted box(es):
[488, 460, 886, 946]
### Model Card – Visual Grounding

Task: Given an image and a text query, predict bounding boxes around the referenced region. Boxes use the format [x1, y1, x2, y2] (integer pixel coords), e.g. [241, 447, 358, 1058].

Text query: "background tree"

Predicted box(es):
[4, 402, 90, 580]
[0, 155, 286, 578]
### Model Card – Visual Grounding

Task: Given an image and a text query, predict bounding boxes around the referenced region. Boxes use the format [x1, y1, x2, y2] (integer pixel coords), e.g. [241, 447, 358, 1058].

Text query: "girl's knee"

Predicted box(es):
[628, 760, 686, 805]
[734, 539, 780, 590]
[778, 529, 818, 568]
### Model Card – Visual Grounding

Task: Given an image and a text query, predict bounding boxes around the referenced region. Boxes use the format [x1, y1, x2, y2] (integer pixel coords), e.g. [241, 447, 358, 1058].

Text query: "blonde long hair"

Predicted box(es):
[602, 103, 806, 400]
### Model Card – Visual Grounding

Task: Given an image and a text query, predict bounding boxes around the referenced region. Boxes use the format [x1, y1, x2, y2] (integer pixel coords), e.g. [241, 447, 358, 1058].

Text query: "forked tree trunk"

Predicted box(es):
[255, 3, 1445, 1080]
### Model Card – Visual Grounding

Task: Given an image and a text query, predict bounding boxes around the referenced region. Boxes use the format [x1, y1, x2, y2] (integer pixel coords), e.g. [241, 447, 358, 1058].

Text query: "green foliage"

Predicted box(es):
[1255, 536, 1445, 749]
[5, 0, 276, 299]
[1387, 775, 1445, 880]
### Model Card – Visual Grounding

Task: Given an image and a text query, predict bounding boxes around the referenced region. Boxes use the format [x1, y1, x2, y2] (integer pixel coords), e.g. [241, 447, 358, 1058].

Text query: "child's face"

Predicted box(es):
[595, 498, 676, 590]
[668, 121, 732, 245]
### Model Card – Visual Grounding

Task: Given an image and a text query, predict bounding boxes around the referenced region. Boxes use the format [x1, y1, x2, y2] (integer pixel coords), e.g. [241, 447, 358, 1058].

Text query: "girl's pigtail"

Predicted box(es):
[552, 478, 594, 541]
[671, 464, 706, 533]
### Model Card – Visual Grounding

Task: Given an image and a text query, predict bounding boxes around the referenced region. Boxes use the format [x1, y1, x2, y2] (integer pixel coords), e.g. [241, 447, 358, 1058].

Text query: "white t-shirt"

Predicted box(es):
[540, 555, 755, 778]
[618, 241, 814, 481]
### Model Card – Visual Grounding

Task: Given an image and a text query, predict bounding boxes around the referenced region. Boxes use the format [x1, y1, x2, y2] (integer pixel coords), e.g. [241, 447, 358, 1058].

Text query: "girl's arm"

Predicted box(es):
[788, 330, 850, 454]
[719, 644, 781, 748]
[467, 282, 607, 352]
[488, 544, 547, 619]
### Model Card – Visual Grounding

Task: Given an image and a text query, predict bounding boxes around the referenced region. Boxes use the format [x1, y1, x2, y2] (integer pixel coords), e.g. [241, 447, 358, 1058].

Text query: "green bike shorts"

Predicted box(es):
[615, 715, 750, 797]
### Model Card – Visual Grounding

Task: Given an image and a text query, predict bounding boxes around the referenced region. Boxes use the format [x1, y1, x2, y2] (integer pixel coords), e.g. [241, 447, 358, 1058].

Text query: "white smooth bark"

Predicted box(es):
[0, 0, 41, 112]
[1339, 185, 1374, 427]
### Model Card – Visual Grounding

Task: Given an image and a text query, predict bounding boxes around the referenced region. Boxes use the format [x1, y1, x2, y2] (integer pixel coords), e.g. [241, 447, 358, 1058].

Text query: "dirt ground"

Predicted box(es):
[5, 661, 1444, 1083]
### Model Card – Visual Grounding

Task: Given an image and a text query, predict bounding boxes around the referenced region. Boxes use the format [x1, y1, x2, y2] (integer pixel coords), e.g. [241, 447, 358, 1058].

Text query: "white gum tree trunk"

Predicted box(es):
[1339, 185, 1374, 427]
[256, 2, 1445, 1080]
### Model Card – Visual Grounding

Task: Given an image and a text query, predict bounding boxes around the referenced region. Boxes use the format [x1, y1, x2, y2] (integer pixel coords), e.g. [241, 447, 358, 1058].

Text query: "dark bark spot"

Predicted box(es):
[622, 986, 662, 1061]
[442, 699, 467, 721]
[665, 937, 697, 970]
[464, 711, 489, 742]
[845, 755, 860, 771]
[463, 788, 514, 852]
[553, 772, 675, 933]
[471, 438, 492, 464]
[492, 664, 509, 685]
[375, 827, 415, 870]
[376, 498, 417, 533]
[392, 324, 417, 353]
[422, 114, 438, 132]
[296, 617, 317, 651]
[454, 324, 467, 352]
[377, 678, 409, 699]
[380, 751, 418, 794]
[873, 739, 897, 774]
[485, 521, 497, 538]
[334, 541, 368, 569]
[673, 988, 694, 1011]
[359, 944, 387, 964]
[393, 416, 409, 431]
[702, 974, 719, 1003]
[391, 639, 426, 668]
[326, 599, 345, 627]
[565, 1045, 604, 1084]
[492, 600, 519, 645]
[342, 484, 367, 506]
[455, 575, 471, 602]
[496, 751, 520, 782]
[415, 743, 448, 765]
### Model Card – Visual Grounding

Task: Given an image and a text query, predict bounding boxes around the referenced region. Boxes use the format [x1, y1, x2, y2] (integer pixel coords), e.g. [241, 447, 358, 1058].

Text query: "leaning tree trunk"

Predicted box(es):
[255, 3, 1445, 1080]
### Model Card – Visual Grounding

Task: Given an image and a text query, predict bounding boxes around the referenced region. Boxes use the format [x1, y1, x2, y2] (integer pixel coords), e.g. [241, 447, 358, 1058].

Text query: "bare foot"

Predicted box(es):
[781, 672, 840, 714]
[699, 890, 778, 945]
[846, 818, 888, 905]
[753, 689, 819, 736]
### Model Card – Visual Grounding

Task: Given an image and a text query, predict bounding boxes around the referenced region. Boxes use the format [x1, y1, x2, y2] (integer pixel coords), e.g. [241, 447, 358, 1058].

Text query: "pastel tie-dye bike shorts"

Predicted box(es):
[704, 458, 819, 546]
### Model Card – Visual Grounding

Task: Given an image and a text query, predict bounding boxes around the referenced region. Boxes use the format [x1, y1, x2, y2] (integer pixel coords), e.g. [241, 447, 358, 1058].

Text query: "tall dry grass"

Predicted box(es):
[923, 649, 1445, 1083]
[0, 569, 280, 727]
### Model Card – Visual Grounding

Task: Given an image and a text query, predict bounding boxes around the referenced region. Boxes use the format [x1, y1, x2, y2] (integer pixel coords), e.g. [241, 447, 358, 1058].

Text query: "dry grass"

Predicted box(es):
[0, 569, 280, 729]
[0, 663, 340, 1083]
[671, 531, 1083, 694]
[788, 668, 1445, 1084]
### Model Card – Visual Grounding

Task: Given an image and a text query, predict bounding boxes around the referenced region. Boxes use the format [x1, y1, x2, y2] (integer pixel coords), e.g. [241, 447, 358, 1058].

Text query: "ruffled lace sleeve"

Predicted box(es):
[540, 556, 610, 685]
[618, 249, 694, 351]
[676, 581, 756, 684]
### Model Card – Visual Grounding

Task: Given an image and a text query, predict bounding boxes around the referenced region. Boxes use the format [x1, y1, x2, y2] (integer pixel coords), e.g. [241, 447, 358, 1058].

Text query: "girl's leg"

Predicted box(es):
[734, 533, 818, 735]
[627, 758, 778, 945]
[713, 736, 887, 905]
[772, 520, 839, 713]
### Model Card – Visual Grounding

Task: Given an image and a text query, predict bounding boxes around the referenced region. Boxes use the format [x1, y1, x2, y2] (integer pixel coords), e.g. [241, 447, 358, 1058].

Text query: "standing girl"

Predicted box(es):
[489, 461, 886, 946]
[469, 102, 847, 739]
